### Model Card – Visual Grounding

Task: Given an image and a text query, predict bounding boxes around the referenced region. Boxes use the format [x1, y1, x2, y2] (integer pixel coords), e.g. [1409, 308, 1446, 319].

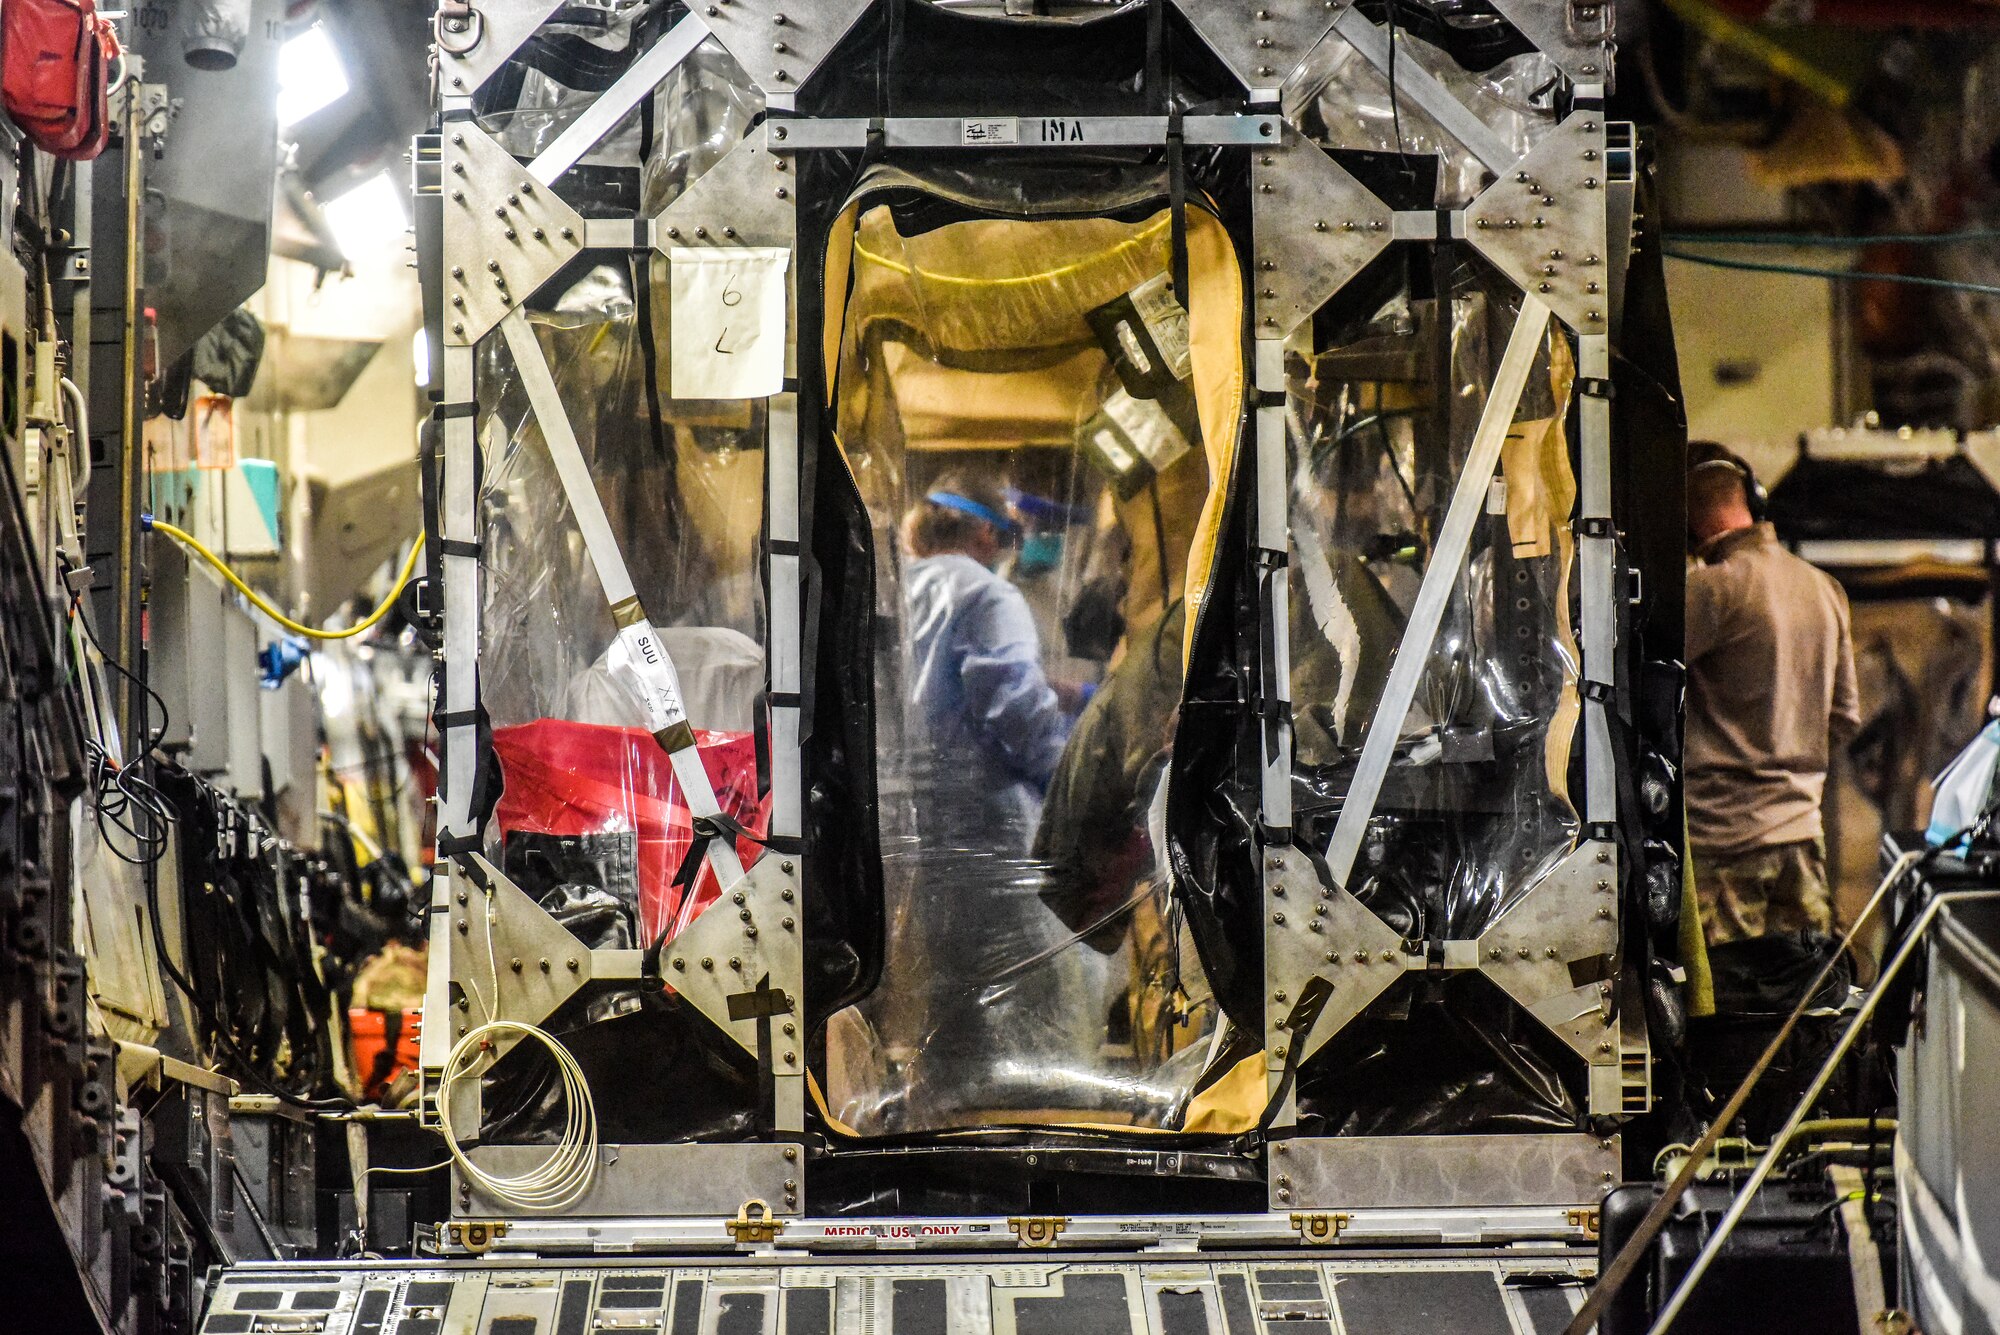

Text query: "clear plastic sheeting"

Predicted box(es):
[475, 262, 768, 994]
[1286, 28, 1558, 206]
[476, 17, 758, 201]
[1287, 266, 1580, 941]
[1284, 258, 1583, 1132]
[822, 184, 1242, 1135]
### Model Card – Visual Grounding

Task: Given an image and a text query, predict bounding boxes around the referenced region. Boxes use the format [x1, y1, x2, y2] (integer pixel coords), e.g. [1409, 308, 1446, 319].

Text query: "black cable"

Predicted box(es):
[1384, 0, 1408, 158]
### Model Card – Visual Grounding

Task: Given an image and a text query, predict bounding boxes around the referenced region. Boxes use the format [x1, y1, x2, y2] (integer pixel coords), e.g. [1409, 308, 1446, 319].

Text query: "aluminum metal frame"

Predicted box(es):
[1238, 21, 1645, 1135]
[425, 14, 808, 1221]
[423, 0, 1643, 1241]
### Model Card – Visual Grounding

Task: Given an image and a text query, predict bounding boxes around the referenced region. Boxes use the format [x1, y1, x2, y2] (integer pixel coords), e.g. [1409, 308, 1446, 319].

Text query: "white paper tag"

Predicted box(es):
[1103, 386, 1192, 475]
[607, 620, 689, 734]
[1128, 272, 1193, 381]
[669, 247, 791, 400]
[960, 118, 1019, 145]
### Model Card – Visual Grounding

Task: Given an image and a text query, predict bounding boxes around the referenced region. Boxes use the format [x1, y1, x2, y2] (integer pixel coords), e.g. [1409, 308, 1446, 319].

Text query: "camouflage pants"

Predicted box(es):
[1693, 839, 1832, 945]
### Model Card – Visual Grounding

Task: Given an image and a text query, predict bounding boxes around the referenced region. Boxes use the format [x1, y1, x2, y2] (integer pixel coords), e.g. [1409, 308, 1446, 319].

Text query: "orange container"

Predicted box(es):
[349, 1008, 422, 1102]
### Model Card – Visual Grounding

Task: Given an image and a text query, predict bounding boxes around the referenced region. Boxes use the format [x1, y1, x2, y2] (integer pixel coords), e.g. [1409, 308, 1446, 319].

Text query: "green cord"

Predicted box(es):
[1662, 247, 2000, 298]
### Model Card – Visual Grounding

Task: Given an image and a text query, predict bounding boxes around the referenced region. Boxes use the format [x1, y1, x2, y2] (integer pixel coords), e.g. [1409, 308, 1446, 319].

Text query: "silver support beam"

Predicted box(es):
[424, 336, 481, 1079]
[1321, 295, 1551, 889]
[1255, 340, 1292, 830]
[526, 14, 708, 187]
[1577, 334, 1615, 827]
[767, 114, 1279, 152]
[1329, 6, 1517, 176]
[767, 392, 803, 842]
[498, 309, 746, 888]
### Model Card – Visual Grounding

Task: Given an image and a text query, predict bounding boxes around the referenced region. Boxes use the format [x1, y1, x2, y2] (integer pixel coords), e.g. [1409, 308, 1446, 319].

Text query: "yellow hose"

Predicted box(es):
[148, 517, 424, 642]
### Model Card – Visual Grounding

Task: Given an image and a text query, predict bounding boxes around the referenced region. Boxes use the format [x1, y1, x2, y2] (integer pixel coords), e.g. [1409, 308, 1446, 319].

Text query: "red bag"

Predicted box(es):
[492, 719, 770, 944]
[3, 0, 118, 161]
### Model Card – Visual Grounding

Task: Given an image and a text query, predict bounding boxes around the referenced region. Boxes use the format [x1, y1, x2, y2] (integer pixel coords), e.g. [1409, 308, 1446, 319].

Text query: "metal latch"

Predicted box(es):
[1288, 1212, 1350, 1244]
[727, 1198, 786, 1244]
[445, 1219, 510, 1254]
[1567, 0, 1613, 43]
[1567, 1208, 1602, 1240]
[1008, 1216, 1069, 1248]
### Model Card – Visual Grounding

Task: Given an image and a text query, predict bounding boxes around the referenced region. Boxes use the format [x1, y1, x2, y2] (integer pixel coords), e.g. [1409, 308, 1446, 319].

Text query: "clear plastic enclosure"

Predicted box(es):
[820, 185, 1245, 1134]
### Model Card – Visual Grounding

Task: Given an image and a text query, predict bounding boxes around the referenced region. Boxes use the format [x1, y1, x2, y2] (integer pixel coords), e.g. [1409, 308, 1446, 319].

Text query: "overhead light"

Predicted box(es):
[278, 24, 349, 128]
[412, 327, 430, 387]
[322, 172, 408, 263]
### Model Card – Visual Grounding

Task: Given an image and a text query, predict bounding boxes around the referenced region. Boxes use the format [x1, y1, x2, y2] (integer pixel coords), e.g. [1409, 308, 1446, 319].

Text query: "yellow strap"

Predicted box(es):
[149, 518, 424, 642]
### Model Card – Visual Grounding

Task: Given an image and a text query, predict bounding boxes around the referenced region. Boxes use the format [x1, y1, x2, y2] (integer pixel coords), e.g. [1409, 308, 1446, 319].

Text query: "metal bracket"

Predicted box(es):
[1289, 1211, 1350, 1244]
[1487, 0, 1614, 89]
[441, 124, 587, 346]
[654, 132, 798, 251]
[655, 853, 803, 1074]
[1170, 0, 1345, 101]
[1008, 1216, 1070, 1248]
[1473, 840, 1622, 1110]
[443, 1219, 511, 1255]
[1274, 1133, 1619, 1213]
[1263, 844, 1405, 1081]
[436, 0, 565, 98]
[727, 1198, 787, 1243]
[692, 0, 872, 101]
[1465, 114, 1611, 333]
[1251, 125, 1395, 340]
[445, 853, 636, 1063]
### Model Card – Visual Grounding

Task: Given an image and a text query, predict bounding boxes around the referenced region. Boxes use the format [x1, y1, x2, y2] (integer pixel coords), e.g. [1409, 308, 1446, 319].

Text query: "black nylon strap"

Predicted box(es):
[1167, 107, 1189, 311]
[767, 538, 801, 557]
[434, 401, 477, 420]
[1577, 376, 1615, 399]
[437, 537, 481, 559]
[1258, 972, 1333, 1134]
[438, 835, 485, 866]
[1583, 680, 1614, 703]
[767, 691, 802, 709]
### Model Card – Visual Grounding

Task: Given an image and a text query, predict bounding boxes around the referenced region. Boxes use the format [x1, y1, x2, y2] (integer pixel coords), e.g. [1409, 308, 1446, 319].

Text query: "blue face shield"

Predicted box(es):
[1017, 531, 1063, 575]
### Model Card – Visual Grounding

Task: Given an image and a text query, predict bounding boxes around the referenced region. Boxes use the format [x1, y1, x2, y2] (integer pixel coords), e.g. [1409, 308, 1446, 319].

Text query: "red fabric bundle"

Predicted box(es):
[492, 718, 768, 943]
[3, 0, 118, 161]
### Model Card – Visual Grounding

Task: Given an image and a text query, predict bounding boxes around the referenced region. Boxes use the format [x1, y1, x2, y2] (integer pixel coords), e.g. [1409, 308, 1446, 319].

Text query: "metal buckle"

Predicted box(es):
[728, 1198, 786, 1244]
[1288, 1211, 1350, 1244]
[446, 1219, 510, 1254]
[1008, 1216, 1069, 1248]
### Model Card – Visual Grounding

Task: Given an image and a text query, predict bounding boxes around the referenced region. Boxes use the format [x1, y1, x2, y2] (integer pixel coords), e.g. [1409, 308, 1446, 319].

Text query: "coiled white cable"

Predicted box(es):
[433, 890, 600, 1211]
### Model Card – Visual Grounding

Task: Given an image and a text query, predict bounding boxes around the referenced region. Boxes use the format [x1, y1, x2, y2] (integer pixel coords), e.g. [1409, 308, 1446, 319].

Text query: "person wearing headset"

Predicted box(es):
[1684, 442, 1860, 945]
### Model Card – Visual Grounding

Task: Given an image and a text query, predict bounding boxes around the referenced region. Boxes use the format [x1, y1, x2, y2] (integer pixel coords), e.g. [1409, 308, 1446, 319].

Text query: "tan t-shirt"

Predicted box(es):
[1685, 523, 1860, 856]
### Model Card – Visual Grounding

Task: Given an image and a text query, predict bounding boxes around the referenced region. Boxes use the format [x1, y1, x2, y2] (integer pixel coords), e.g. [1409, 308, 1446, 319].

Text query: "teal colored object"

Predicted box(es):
[1017, 532, 1063, 575]
[151, 461, 282, 548]
[239, 460, 280, 544]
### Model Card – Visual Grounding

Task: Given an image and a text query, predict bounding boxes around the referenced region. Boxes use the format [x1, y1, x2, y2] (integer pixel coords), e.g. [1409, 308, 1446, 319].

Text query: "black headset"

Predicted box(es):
[1687, 444, 1769, 522]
